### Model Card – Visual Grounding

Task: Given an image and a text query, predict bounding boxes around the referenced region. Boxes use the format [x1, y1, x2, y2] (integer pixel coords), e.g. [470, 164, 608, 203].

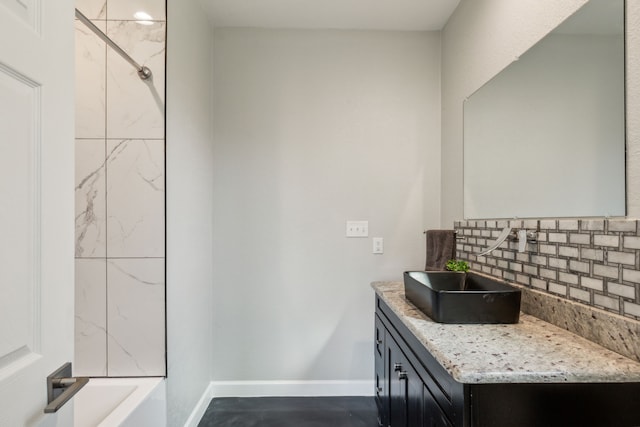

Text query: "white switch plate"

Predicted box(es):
[373, 237, 384, 254]
[346, 220, 368, 237]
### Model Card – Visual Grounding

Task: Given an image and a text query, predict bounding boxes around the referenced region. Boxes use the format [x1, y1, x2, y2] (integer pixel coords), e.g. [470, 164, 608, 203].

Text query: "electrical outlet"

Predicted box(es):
[346, 221, 368, 237]
[373, 237, 384, 254]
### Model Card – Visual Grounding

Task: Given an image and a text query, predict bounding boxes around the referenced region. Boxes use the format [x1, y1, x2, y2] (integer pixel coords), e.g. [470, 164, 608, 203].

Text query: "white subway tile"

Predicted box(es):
[623, 236, 640, 250]
[570, 287, 591, 303]
[569, 260, 590, 273]
[531, 278, 547, 290]
[569, 233, 591, 245]
[558, 220, 579, 230]
[548, 257, 567, 270]
[607, 251, 636, 265]
[540, 268, 557, 280]
[548, 233, 568, 243]
[593, 234, 619, 247]
[531, 255, 547, 266]
[539, 220, 557, 230]
[581, 277, 604, 291]
[623, 301, 640, 317]
[559, 272, 579, 285]
[503, 271, 516, 281]
[592, 264, 619, 279]
[608, 282, 635, 299]
[549, 282, 567, 296]
[594, 294, 620, 311]
[607, 219, 637, 232]
[558, 246, 579, 258]
[581, 219, 605, 231]
[622, 268, 640, 284]
[581, 248, 604, 262]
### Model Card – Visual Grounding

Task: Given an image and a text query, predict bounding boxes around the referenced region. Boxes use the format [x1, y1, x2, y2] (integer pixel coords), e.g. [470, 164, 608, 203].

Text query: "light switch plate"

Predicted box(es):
[346, 221, 368, 237]
[373, 237, 384, 254]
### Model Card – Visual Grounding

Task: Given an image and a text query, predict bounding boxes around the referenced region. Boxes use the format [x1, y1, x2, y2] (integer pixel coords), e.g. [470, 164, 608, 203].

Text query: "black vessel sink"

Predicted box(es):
[403, 271, 521, 324]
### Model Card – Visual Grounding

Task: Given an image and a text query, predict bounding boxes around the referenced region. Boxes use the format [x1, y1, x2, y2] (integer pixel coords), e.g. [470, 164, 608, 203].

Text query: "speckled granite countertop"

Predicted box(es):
[372, 281, 640, 384]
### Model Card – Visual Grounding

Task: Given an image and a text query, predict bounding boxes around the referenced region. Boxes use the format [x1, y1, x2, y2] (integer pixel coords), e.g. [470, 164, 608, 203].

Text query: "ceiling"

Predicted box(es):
[198, 0, 461, 31]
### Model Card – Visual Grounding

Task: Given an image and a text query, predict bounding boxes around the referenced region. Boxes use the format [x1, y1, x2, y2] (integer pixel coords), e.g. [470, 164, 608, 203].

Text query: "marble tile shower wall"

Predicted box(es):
[454, 219, 640, 322]
[74, 0, 166, 377]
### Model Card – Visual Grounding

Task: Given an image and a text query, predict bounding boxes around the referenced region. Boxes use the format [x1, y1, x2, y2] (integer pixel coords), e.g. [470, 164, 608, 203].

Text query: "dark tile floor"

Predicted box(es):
[197, 396, 379, 427]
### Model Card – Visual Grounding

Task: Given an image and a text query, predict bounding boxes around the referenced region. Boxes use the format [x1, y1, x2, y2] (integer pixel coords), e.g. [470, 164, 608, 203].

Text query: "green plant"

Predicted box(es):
[446, 259, 469, 272]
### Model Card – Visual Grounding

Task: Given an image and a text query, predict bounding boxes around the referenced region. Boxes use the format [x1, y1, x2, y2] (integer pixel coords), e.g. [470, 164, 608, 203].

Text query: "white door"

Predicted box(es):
[0, 1, 76, 426]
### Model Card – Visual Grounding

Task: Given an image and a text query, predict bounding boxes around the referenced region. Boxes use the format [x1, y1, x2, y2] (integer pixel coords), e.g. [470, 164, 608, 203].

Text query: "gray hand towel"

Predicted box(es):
[425, 230, 456, 271]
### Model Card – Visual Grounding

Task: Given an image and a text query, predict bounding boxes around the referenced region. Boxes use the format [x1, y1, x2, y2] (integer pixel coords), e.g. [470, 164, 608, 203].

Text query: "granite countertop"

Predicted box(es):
[372, 281, 640, 384]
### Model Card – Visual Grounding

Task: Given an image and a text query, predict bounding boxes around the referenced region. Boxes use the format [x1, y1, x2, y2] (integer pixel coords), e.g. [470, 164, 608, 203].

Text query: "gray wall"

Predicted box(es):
[211, 29, 441, 393]
[166, 0, 214, 425]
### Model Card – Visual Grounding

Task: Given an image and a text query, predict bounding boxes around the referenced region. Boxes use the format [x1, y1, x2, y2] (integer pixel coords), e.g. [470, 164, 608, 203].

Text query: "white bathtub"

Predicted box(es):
[73, 378, 166, 427]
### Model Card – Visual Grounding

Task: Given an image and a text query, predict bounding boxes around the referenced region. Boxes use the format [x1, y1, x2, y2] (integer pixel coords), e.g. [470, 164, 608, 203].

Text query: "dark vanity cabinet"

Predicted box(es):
[386, 335, 450, 427]
[374, 295, 640, 427]
[375, 297, 456, 427]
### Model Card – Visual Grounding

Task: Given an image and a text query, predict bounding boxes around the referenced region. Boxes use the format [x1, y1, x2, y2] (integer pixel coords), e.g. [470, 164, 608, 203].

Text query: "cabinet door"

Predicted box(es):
[424, 385, 452, 427]
[374, 315, 388, 426]
[388, 337, 408, 427]
[406, 365, 424, 427]
[389, 336, 428, 427]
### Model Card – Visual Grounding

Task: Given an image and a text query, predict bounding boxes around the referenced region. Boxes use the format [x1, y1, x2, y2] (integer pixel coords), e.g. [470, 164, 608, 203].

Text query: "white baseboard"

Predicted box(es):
[184, 380, 374, 426]
[183, 382, 215, 427]
[209, 380, 374, 398]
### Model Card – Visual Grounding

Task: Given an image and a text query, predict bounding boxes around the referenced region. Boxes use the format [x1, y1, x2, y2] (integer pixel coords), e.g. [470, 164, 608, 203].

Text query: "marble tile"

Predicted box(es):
[75, 139, 107, 257]
[106, 21, 165, 140]
[75, 259, 107, 376]
[76, 0, 107, 20]
[107, 258, 165, 376]
[107, 0, 166, 21]
[106, 139, 164, 257]
[75, 19, 106, 139]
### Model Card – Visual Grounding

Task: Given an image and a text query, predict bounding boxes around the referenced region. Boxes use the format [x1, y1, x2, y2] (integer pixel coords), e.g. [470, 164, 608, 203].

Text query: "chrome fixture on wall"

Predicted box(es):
[476, 227, 538, 256]
[75, 8, 152, 80]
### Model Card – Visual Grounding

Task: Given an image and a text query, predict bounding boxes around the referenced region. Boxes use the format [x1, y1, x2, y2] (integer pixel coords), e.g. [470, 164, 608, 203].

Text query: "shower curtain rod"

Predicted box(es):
[75, 8, 152, 80]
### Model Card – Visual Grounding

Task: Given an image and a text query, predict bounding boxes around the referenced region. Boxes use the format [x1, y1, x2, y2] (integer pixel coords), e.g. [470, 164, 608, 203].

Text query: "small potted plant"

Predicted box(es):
[446, 259, 469, 272]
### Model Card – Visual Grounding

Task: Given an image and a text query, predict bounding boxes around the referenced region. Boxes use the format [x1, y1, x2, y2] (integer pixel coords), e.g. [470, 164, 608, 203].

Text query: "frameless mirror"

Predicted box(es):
[463, 0, 625, 219]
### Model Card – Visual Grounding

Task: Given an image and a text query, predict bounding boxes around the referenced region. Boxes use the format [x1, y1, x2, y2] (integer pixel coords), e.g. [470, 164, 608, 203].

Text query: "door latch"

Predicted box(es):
[44, 362, 89, 413]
